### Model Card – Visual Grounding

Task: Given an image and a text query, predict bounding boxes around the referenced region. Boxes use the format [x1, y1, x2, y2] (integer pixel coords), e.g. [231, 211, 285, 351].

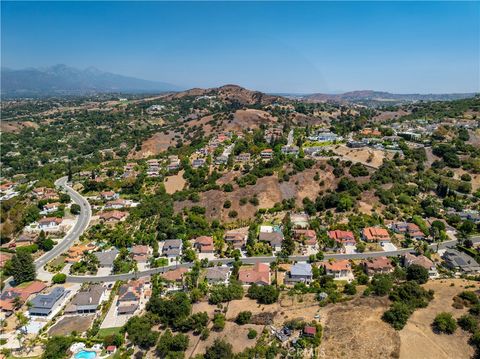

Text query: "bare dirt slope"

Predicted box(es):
[320, 297, 400, 359]
[399, 279, 479, 359]
[175, 165, 335, 222]
[128, 131, 178, 159]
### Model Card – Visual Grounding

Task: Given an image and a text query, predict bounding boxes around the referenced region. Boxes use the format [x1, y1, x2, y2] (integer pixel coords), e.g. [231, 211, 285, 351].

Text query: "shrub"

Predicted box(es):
[433, 312, 457, 334]
[343, 282, 357, 295]
[52, 273, 67, 284]
[382, 302, 412, 330]
[458, 314, 478, 333]
[212, 313, 225, 332]
[235, 311, 252, 325]
[247, 329, 257, 339]
[228, 210, 238, 218]
[459, 291, 479, 306]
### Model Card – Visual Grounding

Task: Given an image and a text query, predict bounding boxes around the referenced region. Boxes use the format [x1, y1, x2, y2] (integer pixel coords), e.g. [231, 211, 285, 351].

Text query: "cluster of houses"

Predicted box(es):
[0, 181, 19, 201]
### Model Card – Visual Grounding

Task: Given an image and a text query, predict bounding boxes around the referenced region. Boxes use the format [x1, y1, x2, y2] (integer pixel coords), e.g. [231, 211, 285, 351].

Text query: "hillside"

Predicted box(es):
[168, 84, 284, 106]
[1, 64, 180, 96]
[303, 90, 476, 106]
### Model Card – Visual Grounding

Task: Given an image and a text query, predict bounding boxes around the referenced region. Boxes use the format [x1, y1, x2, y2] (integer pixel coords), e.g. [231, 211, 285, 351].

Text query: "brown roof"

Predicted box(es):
[322, 260, 351, 272]
[132, 245, 149, 255]
[99, 210, 127, 221]
[239, 263, 270, 285]
[161, 267, 188, 282]
[39, 217, 62, 225]
[363, 257, 393, 271]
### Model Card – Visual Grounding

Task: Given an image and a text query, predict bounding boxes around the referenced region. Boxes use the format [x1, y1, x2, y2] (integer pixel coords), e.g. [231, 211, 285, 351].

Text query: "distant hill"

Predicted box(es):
[168, 84, 284, 106]
[1, 64, 181, 96]
[303, 90, 476, 106]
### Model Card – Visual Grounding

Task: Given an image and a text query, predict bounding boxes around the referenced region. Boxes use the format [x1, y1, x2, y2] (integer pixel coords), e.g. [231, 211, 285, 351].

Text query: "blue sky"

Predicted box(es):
[2, 1, 479, 93]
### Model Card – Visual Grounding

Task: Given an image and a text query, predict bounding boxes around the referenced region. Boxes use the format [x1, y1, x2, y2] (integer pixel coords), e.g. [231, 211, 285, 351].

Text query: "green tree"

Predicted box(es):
[70, 204, 81, 215]
[382, 302, 412, 330]
[11, 251, 36, 284]
[42, 336, 73, 359]
[433, 312, 457, 334]
[204, 339, 234, 359]
[406, 264, 429, 284]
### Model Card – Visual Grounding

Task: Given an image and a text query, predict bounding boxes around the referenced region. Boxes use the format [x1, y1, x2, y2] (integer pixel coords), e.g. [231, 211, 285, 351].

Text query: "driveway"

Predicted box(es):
[382, 242, 398, 252]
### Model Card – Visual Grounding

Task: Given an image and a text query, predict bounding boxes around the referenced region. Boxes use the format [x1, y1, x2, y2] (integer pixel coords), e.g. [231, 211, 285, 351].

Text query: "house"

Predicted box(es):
[224, 228, 248, 250]
[162, 239, 182, 263]
[285, 262, 313, 284]
[362, 227, 391, 244]
[328, 230, 356, 247]
[15, 232, 38, 246]
[403, 253, 438, 278]
[161, 267, 188, 290]
[360, 128, 381, 137]
[38, 217, 63, 230]
[303, 326, 317, 337]
[281, 145, 299, 155]
[291, 213, 309, 229]
[131, 245, 150, 263]
[442, 249, 480, 273]
[167, 156, 181, 171]
[294, 229, 318, 247]
[321, 260, 353, 281]
[238, 263, 271, 285]
[94, 249, 119, 268]
[260, 149, 273, 159]
[106, 346, 117, 355]
[259, 230, 284, 253]
[100, 191, 119, 201]
[192, 158, 206, 169]
[66, 243, 97, 263]
[117, 280, 144, 315]
[205, 266, 230, 285]
[29, 287, 69, 317]
[308, 132, 339, 143]
[215, 155, 228, 165]
[362, 257, 394, 276]
[235, 153, 251, 163]
[391, 222, 425, 240]
[105, 199, 128, 210]
[194, 236, 214, 253]
[0, 281, 47, 316]
[42, 202, 61, 213]
[99, 210, 127, 223]
[64, 284, 106, 314]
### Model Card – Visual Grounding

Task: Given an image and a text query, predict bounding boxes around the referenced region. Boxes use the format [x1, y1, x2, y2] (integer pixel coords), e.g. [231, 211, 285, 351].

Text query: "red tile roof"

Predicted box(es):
[239, 263, 270, 285]
[363, 227, 390, 241]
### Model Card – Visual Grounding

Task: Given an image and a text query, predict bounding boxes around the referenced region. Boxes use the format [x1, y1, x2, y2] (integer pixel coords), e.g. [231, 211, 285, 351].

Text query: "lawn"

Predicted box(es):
[96, 326, 123, 338]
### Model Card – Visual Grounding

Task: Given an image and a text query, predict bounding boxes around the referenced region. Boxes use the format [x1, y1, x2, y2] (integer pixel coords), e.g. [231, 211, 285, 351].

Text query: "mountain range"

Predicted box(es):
[1, 65, 181, 96]
[302, 90, 476, 106]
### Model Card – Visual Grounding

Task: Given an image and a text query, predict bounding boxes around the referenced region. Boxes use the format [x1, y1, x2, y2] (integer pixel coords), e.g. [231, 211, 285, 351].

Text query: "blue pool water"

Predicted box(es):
[74, 351, 97, 359]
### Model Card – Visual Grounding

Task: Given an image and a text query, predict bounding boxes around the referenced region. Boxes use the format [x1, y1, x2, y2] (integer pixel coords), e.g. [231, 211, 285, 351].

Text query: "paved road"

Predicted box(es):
[67, 236, 479, 284]
[2, 177, 92, 290]
[34, 177, 92, 269]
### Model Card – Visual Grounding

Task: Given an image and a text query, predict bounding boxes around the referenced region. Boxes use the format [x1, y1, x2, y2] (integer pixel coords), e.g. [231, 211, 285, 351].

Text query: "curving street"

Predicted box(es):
[34, 177, 92, 269]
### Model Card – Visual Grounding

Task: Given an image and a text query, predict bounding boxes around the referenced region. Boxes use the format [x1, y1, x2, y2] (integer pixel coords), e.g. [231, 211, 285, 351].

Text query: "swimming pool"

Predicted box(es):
[74, 351, 97, 359]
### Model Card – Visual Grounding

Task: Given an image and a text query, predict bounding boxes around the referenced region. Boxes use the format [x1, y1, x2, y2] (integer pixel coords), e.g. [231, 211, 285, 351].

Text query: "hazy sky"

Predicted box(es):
[2, 1, 479, 93]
